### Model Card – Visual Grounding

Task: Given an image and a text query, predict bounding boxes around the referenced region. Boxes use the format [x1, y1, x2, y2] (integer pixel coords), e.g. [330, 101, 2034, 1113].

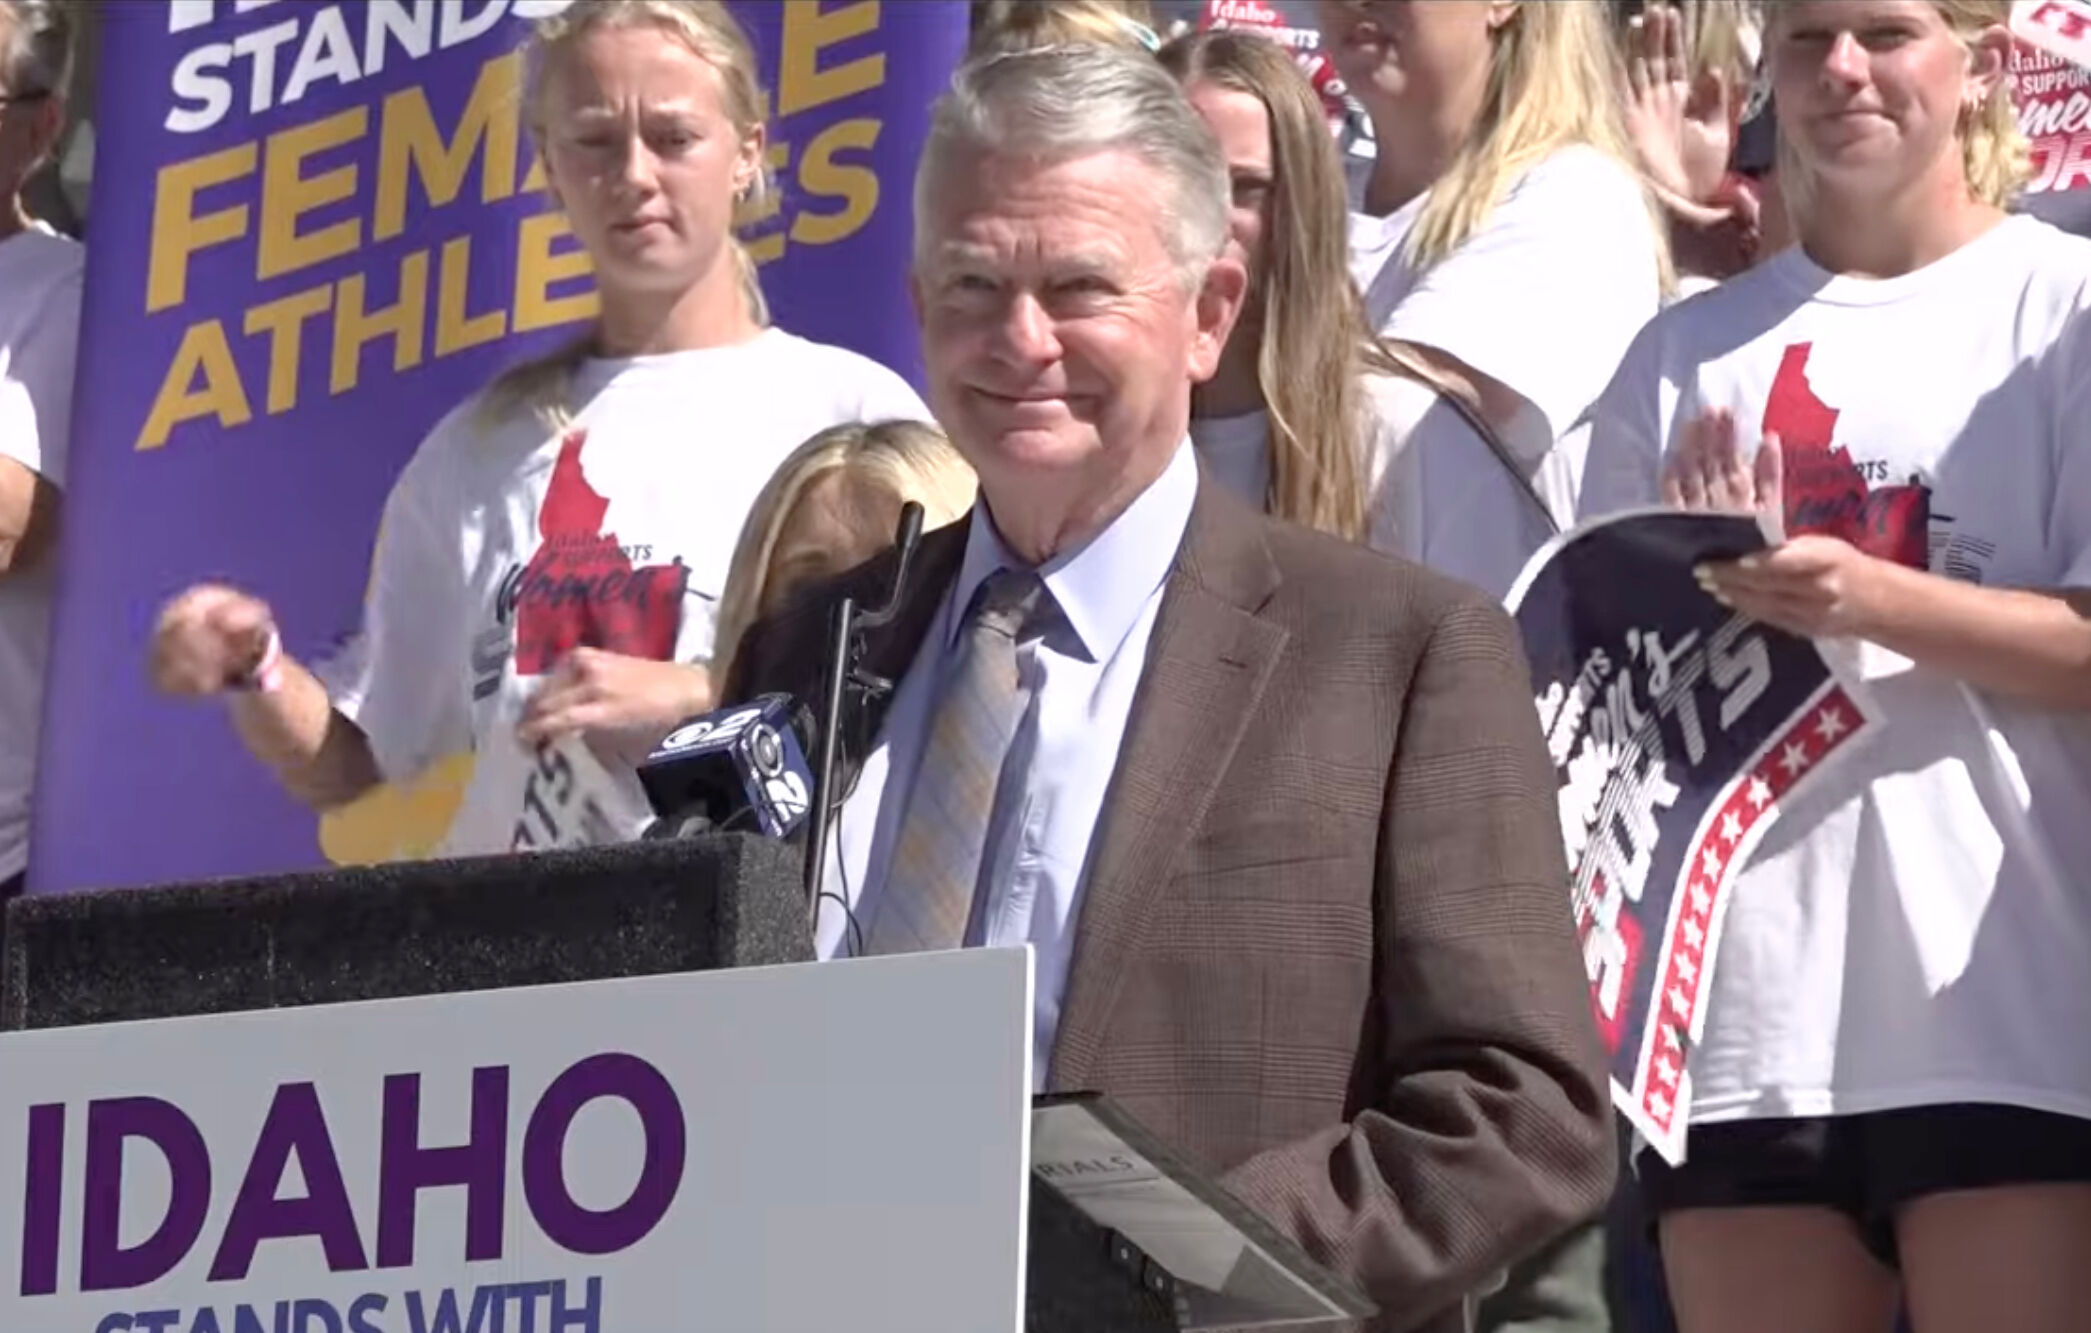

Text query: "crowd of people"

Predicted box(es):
[6, 1, 2091, 1331]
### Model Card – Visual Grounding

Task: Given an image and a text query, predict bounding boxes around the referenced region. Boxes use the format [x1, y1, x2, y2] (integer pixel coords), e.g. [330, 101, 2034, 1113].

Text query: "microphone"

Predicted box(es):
[803, 502, 926, 907]
[636, 694, 814, 840]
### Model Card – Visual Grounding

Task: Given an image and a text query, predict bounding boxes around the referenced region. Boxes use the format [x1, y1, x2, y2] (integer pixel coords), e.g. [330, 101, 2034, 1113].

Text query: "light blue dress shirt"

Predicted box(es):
[816, 441, 1199, 1087]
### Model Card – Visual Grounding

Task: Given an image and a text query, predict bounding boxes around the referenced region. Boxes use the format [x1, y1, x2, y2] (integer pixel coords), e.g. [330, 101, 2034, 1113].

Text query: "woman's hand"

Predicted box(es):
[1661, 408, 1781, 518]
[1695, 537, 1895, 641]
[516, 648, 713, 755]
[1623, 4, 1736, 207]
[150, 583, 279, 696]
[1665, 409, 1895, 640]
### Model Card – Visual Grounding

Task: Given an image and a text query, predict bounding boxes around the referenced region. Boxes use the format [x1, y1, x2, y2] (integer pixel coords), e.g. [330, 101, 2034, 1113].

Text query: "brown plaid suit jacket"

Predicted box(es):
[727, 473, 1613, 1332]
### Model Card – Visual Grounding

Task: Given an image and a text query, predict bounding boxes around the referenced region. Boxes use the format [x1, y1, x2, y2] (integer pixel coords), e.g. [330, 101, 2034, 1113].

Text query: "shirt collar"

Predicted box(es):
[948, 439, 1197, 664]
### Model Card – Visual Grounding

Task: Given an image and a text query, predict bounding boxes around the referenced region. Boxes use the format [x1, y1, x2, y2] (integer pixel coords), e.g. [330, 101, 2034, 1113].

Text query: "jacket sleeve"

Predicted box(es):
[1220, 593, 1613, 1331]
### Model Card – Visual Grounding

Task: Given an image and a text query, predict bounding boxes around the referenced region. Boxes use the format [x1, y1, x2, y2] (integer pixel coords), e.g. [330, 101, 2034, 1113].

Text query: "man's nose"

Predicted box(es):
[991, 292, 1061, 364]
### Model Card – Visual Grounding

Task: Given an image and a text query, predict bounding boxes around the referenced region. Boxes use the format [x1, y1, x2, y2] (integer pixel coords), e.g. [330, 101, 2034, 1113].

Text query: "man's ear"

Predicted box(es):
[1188, 253, 1248, 384]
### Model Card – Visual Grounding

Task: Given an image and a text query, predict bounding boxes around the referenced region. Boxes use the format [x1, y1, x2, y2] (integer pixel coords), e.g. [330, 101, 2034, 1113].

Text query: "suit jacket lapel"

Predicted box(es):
[1049, 480, 1289, 1091]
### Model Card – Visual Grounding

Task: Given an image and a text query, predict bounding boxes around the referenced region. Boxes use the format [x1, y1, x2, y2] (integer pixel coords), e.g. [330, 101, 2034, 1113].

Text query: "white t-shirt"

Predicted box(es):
[1191, 370, 1558, 601]
[1580, 214, 2091, 1127]
[316, 328, 930, 858]
[0, 223, 85, 883]
[1349, 145, 1664, 529]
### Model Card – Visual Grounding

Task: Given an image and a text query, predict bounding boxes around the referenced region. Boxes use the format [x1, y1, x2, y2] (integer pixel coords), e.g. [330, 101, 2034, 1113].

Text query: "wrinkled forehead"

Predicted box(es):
[916, 144, 1175, 268]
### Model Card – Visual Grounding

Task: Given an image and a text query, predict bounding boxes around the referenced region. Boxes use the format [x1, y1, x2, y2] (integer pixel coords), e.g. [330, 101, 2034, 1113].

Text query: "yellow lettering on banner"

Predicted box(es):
[241, 285, 333, 415]
[374, 51, 523, 243]
[514, 211, 599, 332]
[147, 144, 259, 315]
[436, 236, 509, 356]
[259, 107, 366, 282]
[136, 321, 254, 450]
[779, 1, 885, 116]
[331, 251, 430, 395]
[792, 118, 880, 245]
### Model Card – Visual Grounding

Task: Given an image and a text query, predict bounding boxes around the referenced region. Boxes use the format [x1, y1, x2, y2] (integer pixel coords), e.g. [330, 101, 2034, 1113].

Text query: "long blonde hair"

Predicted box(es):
[480, 0, 772, 431]
[712, 421, 978, 679]
[1160, 29, 1383, 542]
[1409, 1, 1674, 291]
[969, 0, 1159, 57]
[1768, 0, 2029, 211]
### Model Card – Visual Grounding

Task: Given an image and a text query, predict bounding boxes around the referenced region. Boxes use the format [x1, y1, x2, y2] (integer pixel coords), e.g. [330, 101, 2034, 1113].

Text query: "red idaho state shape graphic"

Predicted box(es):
[510, 428, 688, 675]
[1762, 343, 1931, 569]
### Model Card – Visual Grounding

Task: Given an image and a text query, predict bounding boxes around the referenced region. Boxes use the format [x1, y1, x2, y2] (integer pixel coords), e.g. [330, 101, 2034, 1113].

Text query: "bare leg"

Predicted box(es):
[1661, 1206, 1899, 1333]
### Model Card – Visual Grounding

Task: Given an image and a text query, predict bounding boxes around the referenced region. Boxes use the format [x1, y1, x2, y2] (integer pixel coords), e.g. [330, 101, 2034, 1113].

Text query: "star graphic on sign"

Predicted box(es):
[1815, 705, 1850, 743]
[1653, 1051, 1681, 1090]
[1700, 845, 1724, 880]
[1674, 952, 1699, 985]
[1647, 1089, 1672, 1122]
[1747, 775, 1773, 809]
[1690, 881, 1713, 917]
[1682, 917, 1706, 949]
[1779, 740, 1811, 776]
[1720, 811, 1744, 845]
[1668, 983, 1693, 1017]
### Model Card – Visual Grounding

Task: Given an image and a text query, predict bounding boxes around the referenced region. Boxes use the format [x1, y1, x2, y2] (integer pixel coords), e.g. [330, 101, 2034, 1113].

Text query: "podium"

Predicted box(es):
[1, 836, 1364, 1331]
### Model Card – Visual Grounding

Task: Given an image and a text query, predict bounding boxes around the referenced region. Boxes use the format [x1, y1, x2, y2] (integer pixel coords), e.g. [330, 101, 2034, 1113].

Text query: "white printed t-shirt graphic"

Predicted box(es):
[0, 223, 84, 884]
[1580, 215, 2091, 1130]
[316, 329, 930, 856]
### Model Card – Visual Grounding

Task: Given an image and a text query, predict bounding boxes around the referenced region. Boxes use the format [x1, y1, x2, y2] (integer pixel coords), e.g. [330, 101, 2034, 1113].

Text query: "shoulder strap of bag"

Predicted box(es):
[1376, 340, 1562, 538]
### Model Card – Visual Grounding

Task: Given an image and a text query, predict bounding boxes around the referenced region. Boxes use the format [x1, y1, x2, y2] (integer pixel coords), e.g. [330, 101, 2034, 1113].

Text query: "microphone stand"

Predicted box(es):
[803, 501, 925, 910]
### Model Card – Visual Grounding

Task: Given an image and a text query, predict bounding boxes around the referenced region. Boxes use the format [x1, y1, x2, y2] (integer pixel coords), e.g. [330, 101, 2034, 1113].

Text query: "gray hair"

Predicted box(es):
[0, 0, 71, 99]
[912, 44, 1230, 282]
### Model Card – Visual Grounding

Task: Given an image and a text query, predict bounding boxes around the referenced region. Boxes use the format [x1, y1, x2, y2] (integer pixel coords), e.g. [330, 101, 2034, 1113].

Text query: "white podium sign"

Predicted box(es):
[0, 948, 1034, 1333]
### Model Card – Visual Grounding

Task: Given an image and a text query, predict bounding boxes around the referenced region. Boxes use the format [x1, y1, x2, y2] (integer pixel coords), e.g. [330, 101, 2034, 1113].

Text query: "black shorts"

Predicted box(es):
[1637, 1103, 2091, 1267]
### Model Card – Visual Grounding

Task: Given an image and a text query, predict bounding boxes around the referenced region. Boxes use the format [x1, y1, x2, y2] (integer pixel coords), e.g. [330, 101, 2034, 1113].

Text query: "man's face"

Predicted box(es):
[912, 146, 1242, 504]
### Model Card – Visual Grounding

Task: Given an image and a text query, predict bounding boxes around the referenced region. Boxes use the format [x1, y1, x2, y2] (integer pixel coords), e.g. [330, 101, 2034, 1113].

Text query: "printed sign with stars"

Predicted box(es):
[1509, 509, 1883, 1163]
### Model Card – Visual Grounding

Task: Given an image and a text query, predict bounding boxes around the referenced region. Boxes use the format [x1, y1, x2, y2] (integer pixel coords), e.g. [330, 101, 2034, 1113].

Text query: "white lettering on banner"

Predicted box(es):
[1547, 614, 1778, 1030]
[165, 0, 574, 132]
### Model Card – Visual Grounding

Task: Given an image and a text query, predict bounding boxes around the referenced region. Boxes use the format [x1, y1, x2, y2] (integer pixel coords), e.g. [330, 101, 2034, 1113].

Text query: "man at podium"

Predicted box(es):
[727, 44, 1611, 1333]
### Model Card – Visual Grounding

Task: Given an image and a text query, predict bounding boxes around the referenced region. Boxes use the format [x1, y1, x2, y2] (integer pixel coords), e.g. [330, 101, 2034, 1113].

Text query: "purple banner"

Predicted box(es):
[32, 0, 967, 892]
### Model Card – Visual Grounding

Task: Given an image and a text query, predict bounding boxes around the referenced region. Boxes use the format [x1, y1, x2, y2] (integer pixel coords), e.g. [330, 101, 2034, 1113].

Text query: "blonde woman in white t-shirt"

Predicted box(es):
[1159, 27, 1560, 599]
[148, 0, 928, 857]
[1582, 3, 2091, 1331]
[1319, 0, 1670, 539]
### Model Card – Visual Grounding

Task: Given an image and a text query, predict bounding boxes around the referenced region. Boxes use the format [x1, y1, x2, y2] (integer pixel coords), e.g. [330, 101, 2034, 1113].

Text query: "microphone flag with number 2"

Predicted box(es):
[1506, 509, 1882, 1163]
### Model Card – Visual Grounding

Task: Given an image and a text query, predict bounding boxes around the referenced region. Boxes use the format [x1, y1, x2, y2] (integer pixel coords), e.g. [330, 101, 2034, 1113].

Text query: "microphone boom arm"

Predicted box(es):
[801, 501, 926, 912]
